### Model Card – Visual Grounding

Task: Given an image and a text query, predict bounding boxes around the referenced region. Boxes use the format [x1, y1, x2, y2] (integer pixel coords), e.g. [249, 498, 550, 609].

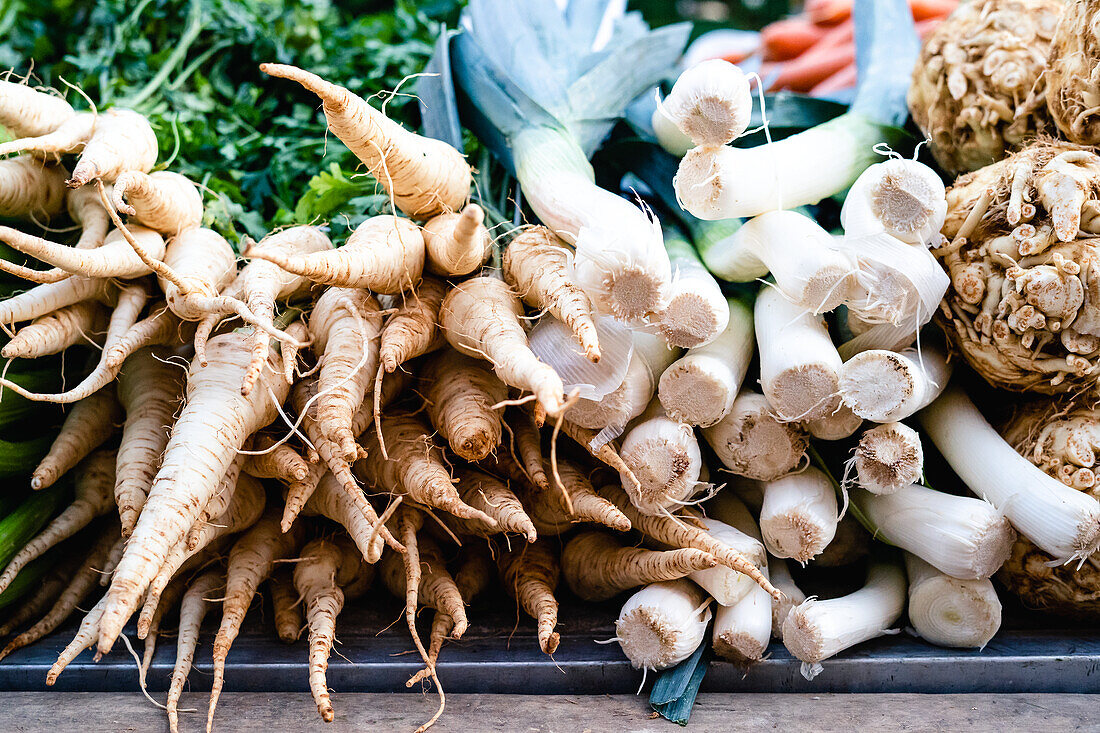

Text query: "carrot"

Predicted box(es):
[503, 226, 601, 362]
[447, 466, 536, 542]
[97, 330, 293, 653]
[67, 108, 158, 188]
[308, 287, 382, 461]
[519, 459, 631, 535]
[31, 388, 122, 490]
[806, 0, 852, 25]
[598, 485, 780, 600]
[207, 510, 304, 732]
[46, 592, 107, 685]
[167, 567, 224, 733]
[0, 80, 76, 138]
[115, 346, 185, 536]
[562, 530, 717, 602]
[260, 63, 470, 219]
[244, 214, 424, 293]
[0, 156, 67, 221]
[357, 411, 499, 526]
[301, 471, 401, 562]
[381, 531, 467, 637]
[1, 300, 107, 359]
[761, 18, 829, 61]
[811, 63, 859, 95]
[111, 171, 202, 235]
[294, 535, 372, 723]
[423, 204, 492, 276]
[0, 451, 116, 591]
[268, 569, 302, 643]
[195, 225, 332, 393]
[137, 472, 265, 638]
[421, 348, 508, 462]
[768, 36, 855, 93]
[242, 433, 310, 484]
[498, 539, 561, 654]
[0, 112, 94, 159]
[0, 522, 120, 661]
[0, 224, 166, 279]
[441, 276, 565, 415]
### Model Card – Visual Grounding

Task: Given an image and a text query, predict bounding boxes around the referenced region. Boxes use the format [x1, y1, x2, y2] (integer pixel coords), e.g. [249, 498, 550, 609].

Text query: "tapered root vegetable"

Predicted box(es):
[702, 391, 808, 481]
[0, 224, 166, 279]
[759, 467, 839, 563]
[260, 63, 471, 219]
[507, 460, 622, 535]
[302, 472, 395, 562]
[0, 112, 93, 160]
[756, 285, 843, 421]
[67, 108, 158, 188]
[68, 184, 113, 250]
[0, 80, 76, 138]
[308, 287, 382, 460]
[31, 387, 121, 490]
[97, 332, 292, 653]
[166, 568, 223, 733]
[246, 214, 424, 293]
[447, 467, 536, 541]
[598, 485, 780, 599]
[382, 534, 467, 637]
[294, 536, 370, 723]
[46, 593, 107, 685]
[208, 511, 304, 732]
[358, 412, 498, 526]
[557, 419, 642, 493]
[659, 297, 754, 427]
[503, 226, 600, 362]
[688, 517, 767, 606]
[853, 422, 924, 495]
[713, 582, 772, 663]
[620, 406, 704, 516]
[563, 530, 717, 602]
[422, 349, 508, 462]
[616, 579, 711, 671]
[0, 156, 67, 221]
[662, 59, 752, 148]
[0, 524, 119, 661]
[112, 171, 202, 235]
[139, 575, 186, 681]
[243, 434, 311, 484]
[905, 554, 1002, 648]
[498, 539, 561, 654]
[441, 276, 565, 415]
[0, 273, 115, 326]
[509, 408, 549, 491]
[423, 204, 492, 276]
[138, 472, 265, 637]
[2, 301, 107, 359]
[269, 570, 303, 643]
[0, 451, 116, 592]
[783, 559, 907, 679]
[839, 345, 951, 422]
[1045, 0, 1100, 145]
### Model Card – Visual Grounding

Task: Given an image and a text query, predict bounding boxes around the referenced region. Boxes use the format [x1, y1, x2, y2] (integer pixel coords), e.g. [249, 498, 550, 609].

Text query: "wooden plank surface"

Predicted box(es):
[0, 692, 1095, 732]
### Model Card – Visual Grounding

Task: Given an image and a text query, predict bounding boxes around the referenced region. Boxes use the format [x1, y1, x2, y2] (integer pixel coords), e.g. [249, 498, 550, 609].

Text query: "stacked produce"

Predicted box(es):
[0, 0, 1098, 729]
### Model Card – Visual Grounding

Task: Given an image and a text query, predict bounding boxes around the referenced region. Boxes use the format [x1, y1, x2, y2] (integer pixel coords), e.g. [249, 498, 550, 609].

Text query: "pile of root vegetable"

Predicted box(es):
[4, 0, 1100, 729]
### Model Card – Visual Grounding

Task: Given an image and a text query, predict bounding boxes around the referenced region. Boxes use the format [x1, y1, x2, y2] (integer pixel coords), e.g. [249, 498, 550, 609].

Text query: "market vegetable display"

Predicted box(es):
[0, 0, 1099, 729]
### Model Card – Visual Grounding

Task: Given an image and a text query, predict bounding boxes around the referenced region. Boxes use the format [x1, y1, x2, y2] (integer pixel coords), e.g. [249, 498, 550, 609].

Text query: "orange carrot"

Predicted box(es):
[761, 18, 827, 61]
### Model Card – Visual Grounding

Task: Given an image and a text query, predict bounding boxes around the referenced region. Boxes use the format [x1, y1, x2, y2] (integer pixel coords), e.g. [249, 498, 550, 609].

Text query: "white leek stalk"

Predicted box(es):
[759, 467, 839, 563]
[658, 297, 754, 427]
[661, 59, 752, 149]
[620, 401, 704, 516]
[852, 422, 923, 495]
[840, 344, 951, 422]
[658, 228, 729, 348]
[702, 390, 808, 481]
[905, 554, 1002, 649]
[688, 517, 766, 606]
[852, 483, 1016, 579]
[695, 211, 854, 314]
[712, 581, 772, 663]
[805, 404, 863, 441]
[782, 558, 906, 678]
[651, 106, 693, 158]
[567, 330, 677, 447]
[768, 557, 805, 640]
[616, 579, 712, 671]
[756, 286, 843, 422]
[840, 158, 947, 248]
[919, 384, 1100, 563]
